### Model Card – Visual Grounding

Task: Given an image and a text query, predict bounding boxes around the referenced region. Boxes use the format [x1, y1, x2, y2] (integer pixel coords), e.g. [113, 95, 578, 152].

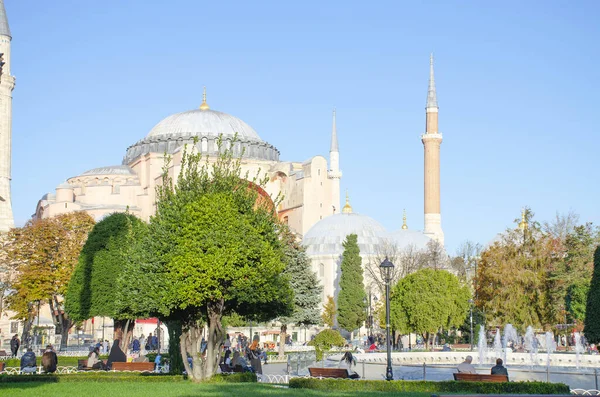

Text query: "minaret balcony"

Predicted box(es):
[421, 133, 443, 141]
[327, 170, 342, 179]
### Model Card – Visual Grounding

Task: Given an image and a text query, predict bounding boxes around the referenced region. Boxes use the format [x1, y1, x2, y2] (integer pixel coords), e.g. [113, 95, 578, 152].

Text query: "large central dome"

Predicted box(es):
[147, 108, 262, 141]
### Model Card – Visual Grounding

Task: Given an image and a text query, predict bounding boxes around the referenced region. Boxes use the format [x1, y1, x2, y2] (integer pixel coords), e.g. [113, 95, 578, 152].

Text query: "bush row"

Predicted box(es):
[208, 372, 257, 383]
[0, 373, 186, 383]
[289, 378, 570, 394]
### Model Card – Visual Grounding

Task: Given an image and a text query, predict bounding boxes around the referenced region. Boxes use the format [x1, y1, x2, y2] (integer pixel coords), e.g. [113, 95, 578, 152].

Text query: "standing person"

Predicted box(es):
[132, 337, 140, 353]
[106, 340, 127, 370]
[41, 345, 58, 373]
[146, 333, 153, 351]
[10, 334, 20, 357]
[457, 355, 476, 373]
[246, 339, 262, 375]
[103, 340, 109, 354]
[491, 358, 509, 378]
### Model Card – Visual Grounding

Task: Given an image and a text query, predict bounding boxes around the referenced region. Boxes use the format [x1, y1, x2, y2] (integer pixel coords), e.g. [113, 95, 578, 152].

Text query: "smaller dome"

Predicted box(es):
[387, 229, 431, 251]
[81, 165, 136, 176]
[303, 213, 387, 257]
[56, 182, 73, 189]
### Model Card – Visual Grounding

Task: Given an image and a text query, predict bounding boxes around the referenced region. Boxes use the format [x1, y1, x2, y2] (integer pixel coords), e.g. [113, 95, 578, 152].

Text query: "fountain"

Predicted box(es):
[502, 324, 519, 365]
[524, 326, 537, 367]
[493, 328, 502, 362]
[544, 331, 556, 367]
[574, 332, 584, 369]
[477, 326, 487, 365]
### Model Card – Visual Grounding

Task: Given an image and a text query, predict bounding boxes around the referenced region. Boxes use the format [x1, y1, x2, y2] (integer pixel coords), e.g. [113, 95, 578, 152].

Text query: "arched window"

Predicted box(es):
[319, 263, 325, 278]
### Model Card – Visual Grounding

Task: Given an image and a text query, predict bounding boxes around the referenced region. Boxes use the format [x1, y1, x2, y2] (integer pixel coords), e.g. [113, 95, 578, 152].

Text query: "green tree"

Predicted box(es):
[336, 234, 366, 334]
[584, 246, 600, 343]
[118, 138, 293, 381]
[64, 212, 147, 349]
[4, 212, 95, 347]
[475, 209, 555, 330]
[321, 296, 336, 328]
[308, 329, 346, 361]
[278, 227, 322, 358]
[391, 268, 470, 350]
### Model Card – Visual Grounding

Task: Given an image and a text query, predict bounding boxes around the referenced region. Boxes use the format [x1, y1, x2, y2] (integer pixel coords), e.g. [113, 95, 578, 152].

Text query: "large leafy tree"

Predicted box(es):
[4, 212, 95, 347]
[278, 227, 322, 358]
[118, 138, 293, 381]
[64, 212, 147, 349]
[584, 246, 600, 343]
[391, 268, 470, 350]
[336, 234, 366, 334]
[475, 209, 555, 330]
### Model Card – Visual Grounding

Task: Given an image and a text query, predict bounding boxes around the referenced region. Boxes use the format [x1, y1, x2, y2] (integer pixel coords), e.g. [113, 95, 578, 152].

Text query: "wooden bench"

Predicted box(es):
[308, 367, 349, 379]
[111, 362, 155, 372]
[0, 362, 5, 372]
[453, 373, 509, 382]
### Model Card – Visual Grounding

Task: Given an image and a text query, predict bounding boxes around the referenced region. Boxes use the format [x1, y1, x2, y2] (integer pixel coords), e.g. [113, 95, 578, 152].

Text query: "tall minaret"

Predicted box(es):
[0, 0, 14, 232]
[422, 54, 444, 245]
[328, 109, 342, 214]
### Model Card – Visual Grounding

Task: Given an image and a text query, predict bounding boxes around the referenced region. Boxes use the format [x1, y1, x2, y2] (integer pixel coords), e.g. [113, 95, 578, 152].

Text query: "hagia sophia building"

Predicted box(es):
[0, 0, 445, 343]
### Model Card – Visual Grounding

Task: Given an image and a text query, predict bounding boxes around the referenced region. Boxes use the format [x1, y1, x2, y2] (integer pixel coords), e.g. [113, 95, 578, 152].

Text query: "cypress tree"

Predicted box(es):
[584, 246, 600, 343]
[336, 234, 366, 333]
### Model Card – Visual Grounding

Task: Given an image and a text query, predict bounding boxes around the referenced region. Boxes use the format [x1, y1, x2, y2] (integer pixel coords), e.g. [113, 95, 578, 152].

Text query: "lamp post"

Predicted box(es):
[468, 299, 474, 351]
[380, 258, 395, 381]
[363, 297, 368, 340]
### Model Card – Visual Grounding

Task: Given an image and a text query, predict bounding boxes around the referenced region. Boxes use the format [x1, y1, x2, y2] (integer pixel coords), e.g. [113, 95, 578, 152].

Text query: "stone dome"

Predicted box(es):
[303, 213, 387, 257]
[387, 228, 431, 251]
[147, 108, 262, 142]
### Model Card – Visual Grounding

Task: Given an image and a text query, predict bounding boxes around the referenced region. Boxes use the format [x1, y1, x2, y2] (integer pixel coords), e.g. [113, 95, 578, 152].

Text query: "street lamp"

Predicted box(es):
[380, 258, 395, 381]
[468, 299, 474, 351]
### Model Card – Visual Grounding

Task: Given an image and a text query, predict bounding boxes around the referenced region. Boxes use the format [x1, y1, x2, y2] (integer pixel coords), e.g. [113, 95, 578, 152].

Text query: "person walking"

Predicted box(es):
[10, 334, 20, 357]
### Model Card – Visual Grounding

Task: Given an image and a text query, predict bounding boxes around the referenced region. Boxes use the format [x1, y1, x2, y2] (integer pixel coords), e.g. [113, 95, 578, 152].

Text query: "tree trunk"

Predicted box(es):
[166, 319, 184, 374]
[181, 323, 204, 381]
[113, 319, 135, 351]
[204, 299, 225, 380]
[21, 313, 34, 349]
[49, 296, 73, 349]
[279, 324, 287, 360]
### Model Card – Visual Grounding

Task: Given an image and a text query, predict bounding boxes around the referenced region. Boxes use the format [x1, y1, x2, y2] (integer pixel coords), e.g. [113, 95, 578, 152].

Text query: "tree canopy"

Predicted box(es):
[4, 212, 95, 346]
[336, 233, 366, 333]
[390, 268, 470, 349]
[118, 138, 293, 381]
[584, 246, 600, 343]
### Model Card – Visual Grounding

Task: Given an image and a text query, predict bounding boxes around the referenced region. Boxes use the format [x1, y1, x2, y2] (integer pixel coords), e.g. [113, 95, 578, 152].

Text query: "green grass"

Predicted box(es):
[0, 382, 428, 396]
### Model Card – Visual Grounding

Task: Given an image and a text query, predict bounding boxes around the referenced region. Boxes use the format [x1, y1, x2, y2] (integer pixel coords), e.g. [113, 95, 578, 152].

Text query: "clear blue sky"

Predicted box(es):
[5, 0, 600, 253]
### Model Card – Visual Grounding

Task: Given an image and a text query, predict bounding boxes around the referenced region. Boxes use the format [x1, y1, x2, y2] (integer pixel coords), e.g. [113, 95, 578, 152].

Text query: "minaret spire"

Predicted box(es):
[0, 0, 13, 232]
[422, 54, 444, 245]
[426, 53, 438, 109]
[328, 108, 342, 214]
[199, 86, 210, 110]
[402, 209, 408, 230]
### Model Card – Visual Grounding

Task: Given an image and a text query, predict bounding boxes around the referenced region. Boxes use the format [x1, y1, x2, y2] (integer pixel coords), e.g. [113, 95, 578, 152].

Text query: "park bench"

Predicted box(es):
[308, 367, 349, 379]
[453, 373, 509, 382]
[0, 362, 5, 372]
[111, 362, 155, 372]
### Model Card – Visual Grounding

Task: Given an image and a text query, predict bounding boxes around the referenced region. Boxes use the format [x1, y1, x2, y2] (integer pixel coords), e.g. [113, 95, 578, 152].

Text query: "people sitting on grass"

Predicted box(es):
[457, 355, 476, 373]
[491, 358, 509, 378]
[339, 351, 360, 379]
[87, 346, 105, 370]
[20, 348, 37, 373]
[106, 340, 127, 370]
[41, 345, 58, 373]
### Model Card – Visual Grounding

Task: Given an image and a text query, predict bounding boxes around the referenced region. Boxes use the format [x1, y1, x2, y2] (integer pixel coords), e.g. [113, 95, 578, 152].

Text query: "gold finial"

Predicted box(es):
[342, 190, 353, 214]
[199, 86, 210, 110]
[518, 208, 528, 230]
[402, 209, 408, 230]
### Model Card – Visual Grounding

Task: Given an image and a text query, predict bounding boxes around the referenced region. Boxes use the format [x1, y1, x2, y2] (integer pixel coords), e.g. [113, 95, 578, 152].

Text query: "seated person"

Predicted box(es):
[457, 355, 476, 373]
[442, 343, 452, 352]
[87, 346, 105, 370]
[132, 353, 149, 363]
[231, 350, 252, 372]
[491, 358, 509, 378]
[339, 351, 360, 379]
[106, 340, 127, 370]
[41, 345, 58, 373]
[20, 348, 37, 373]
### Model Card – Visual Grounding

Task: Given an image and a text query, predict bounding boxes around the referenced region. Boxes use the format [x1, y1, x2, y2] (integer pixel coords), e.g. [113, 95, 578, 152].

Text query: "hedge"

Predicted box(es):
[289, 378, 570, 394]
[208, 372, 257, 383]
[0, 373, 186, 383]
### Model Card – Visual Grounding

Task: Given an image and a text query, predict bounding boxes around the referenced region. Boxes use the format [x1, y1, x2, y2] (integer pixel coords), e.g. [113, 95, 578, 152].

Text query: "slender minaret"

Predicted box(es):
[422, 54, 444, 245]
[0, 0, 14, 232]
[328, 109, 342, 214]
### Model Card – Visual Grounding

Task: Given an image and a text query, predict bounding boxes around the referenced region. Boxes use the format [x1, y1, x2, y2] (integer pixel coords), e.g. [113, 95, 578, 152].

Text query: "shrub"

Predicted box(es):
[289, 378, 570, 394]
[307, 329, 345, 361]
[0, 373, 186, 383]
[208, 372, 257, 383]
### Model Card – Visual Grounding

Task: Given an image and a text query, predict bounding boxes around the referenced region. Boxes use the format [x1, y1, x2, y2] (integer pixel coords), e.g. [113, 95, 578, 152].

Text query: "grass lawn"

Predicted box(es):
[0, 382, 430, 397]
